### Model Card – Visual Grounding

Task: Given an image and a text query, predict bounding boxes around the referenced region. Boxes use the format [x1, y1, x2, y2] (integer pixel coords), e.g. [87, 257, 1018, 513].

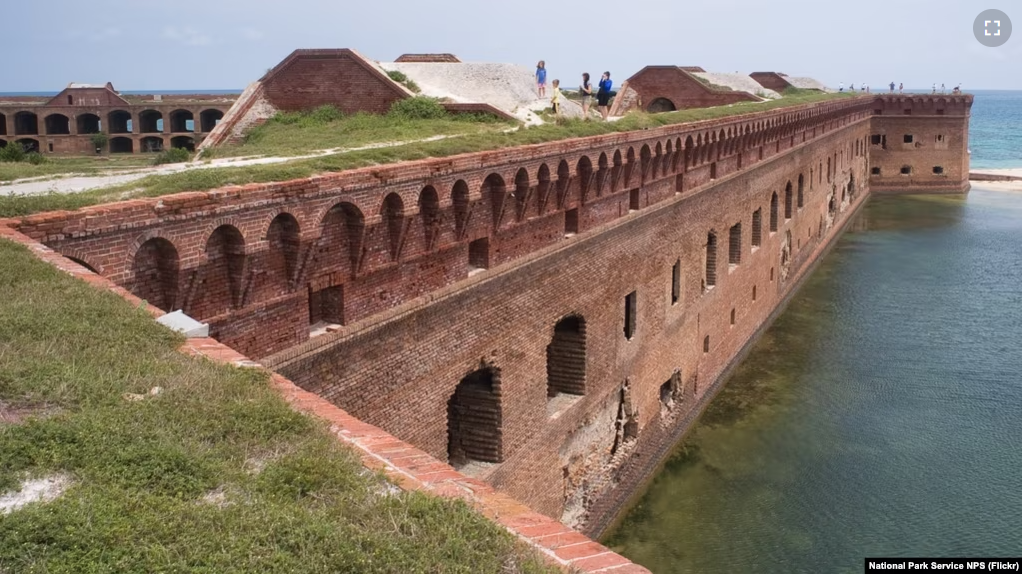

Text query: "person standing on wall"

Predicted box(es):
[889, 81, 895, 93]
[580, 73, 593, 119]
[898, 82, 903, 93]
[551, 79, 562, 118]
[839, 82, 844, 92]
[597, 72, 613, 121]
[536, 61, 547, 98]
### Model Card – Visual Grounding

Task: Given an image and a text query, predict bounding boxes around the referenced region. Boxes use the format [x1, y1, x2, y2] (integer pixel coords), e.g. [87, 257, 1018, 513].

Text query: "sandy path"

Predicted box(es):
[0, 134, 461, 197]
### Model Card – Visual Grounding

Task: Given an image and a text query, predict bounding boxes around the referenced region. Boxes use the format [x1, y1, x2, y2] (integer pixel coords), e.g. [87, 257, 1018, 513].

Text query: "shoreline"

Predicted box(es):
[969, 167, 1022, 192]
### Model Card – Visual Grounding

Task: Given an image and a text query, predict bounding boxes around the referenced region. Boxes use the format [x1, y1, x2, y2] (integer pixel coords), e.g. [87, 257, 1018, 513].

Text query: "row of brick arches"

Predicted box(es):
[0, 109, 224, 136]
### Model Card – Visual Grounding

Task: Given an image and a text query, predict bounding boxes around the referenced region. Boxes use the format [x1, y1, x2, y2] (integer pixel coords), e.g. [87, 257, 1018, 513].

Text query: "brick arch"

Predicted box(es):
[512, 168, 531, 221]
[265, 212, 301, 291]
[576, 155, 593, 203]
[129, 236, 180, 313]
[554, 160, 571, 209]
[196, 216, 252, 259]
[624, 147, 636, 187]
[481, 173, 507, 229]
[59, 249, 103, 275]
[546, 314, 587, 397]
[684, 135, 695, 168]
[418, 185, 442, 251]
[381, 192, 406, 260]
[595, 152, 610, 196]
[187, 224, 247, 318]
[452, 179, 472, 240]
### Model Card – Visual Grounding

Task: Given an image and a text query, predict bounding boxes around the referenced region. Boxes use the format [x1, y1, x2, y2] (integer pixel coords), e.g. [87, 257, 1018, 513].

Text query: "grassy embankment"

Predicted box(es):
[0, 90, 856, 218]
[0, 238, 555, 573]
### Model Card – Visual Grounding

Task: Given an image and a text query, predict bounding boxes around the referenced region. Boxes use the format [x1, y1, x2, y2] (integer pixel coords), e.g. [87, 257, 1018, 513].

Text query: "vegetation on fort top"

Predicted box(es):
[0, 91, 857, 218]
[0, 238, 555, 573]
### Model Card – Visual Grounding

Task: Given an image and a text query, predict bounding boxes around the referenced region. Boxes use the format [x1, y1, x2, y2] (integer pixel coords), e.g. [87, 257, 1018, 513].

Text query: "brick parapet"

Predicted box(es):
[17, 96, 874, 243]
[0, 222, 649, 574]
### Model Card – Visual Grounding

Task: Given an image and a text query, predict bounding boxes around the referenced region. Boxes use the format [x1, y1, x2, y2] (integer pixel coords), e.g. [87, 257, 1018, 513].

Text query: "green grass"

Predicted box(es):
[218, 106, 511, 158]
[0, 239, 556, 573]
[0, 91, 858, 218]
[0, 154, 154, 183]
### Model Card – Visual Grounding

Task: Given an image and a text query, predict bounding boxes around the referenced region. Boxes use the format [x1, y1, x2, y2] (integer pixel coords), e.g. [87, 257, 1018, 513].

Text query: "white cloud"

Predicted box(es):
[241, 27, 265, 41]
[162, 26, 213, 47]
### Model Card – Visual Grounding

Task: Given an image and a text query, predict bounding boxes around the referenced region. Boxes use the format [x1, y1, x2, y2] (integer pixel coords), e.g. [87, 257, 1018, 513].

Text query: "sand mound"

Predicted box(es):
[692, 72, 780, 99]
[379, 62, 585, 125]
[786, 76, 832, 92]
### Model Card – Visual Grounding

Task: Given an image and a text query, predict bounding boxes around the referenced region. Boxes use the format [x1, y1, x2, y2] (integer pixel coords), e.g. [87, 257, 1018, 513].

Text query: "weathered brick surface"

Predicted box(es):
[12, 95, 969, 535]
[867, 94, 972, 193]
[259, 49, 410, 114]
[0, 224, 646, 574]
[614, 66, 760, 114]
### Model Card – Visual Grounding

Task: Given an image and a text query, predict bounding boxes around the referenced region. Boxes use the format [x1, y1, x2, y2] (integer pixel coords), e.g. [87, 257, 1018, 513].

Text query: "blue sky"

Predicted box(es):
[6, 0, 1021, 92]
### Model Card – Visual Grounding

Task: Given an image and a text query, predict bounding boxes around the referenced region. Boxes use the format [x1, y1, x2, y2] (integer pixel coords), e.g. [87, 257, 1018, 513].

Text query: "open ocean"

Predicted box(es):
[605, 90, 1022, 572]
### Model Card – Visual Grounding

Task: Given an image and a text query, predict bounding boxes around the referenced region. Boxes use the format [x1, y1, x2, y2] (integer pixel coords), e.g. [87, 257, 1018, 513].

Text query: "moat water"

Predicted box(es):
[604, 188, 1022, 572]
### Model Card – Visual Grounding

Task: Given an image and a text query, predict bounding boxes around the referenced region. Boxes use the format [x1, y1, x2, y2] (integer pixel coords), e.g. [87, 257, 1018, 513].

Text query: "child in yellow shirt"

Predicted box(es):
[551, 79, 562, 117]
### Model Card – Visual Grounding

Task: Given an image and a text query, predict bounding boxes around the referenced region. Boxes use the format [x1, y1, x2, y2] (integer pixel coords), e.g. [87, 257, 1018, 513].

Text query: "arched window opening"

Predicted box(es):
[108, 110, 131, 134]
[452, 180, 470, 239]
[14, 112, 38, 135]
[138, 110, 162, 133]
[200, 109, 224, 132]
[169, 109, 194, 133]
[448, 367, 503, 467]
[76, 113, 101, 134]
[200, 225, 246, 316]
[647, 98, 676, 113]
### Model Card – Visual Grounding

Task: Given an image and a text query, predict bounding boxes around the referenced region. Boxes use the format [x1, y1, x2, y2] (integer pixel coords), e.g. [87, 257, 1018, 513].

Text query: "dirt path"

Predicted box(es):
[0, 134, 462, 197]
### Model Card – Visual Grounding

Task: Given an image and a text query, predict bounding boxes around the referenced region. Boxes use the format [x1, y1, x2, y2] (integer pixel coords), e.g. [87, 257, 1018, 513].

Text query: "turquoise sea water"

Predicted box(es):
[966, 90, 1022, 170]
[605, 189, 1022, 572]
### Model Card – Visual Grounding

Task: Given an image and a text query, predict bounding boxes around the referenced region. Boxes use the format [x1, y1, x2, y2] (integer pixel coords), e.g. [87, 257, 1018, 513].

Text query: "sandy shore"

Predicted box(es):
[969, 168, 1022, 192]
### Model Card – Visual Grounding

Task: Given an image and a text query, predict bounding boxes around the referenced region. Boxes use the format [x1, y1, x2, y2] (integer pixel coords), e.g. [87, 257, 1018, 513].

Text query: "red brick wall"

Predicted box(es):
[867, 94, 972, 193]
[261, 50, 407, 114]
[624, 67, 759, 112]
[750, 72, 794, 93]
[15, 94, 966, 533]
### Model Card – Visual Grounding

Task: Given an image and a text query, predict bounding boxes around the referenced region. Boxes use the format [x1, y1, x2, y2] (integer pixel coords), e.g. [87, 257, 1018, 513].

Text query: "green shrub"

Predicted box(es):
[0, 142, 26, 163]
[90, 133, 109, 150]
[386, 70, 421, 93]
[152, 147, 191, 165]
[388, 97, 447, 121]
[25, 152, 46, 165]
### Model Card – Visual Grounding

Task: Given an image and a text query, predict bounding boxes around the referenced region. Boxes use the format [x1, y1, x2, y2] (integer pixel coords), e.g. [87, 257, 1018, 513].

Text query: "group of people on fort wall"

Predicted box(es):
[535, 61, 614, 121]
[841, 81, 963, 95]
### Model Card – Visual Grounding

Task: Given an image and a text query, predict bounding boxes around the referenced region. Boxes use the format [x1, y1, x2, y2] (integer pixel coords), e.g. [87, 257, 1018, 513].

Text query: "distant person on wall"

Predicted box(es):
[551, 79, 562, 117]
[839, 82, 844, 92]
[536, 61, 547, 98]
[899, 82, 903, 94]
[941, 83, 946, 94]
[597, 72, 613, 120]
[932, 83, 937, 94]
[889, 81, 895, 93]
[580, 73, 593, 119]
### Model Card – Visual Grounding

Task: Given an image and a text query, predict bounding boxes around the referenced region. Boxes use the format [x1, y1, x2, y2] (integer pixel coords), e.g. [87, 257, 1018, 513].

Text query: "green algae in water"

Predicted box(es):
[604, 191, 1022, 573]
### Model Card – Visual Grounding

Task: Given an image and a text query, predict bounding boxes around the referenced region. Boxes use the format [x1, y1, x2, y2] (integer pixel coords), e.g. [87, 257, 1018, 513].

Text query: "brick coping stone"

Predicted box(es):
[0, 222, 650, 574]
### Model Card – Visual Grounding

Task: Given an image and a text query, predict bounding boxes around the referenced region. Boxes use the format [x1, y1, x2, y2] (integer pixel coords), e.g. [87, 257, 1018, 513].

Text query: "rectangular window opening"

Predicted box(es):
[870, 134, 881, 145]
[903, 134, 913, 143]
[932, 166, 944, 174]
[900, 166, 912, 175]
[728, 222, 742, 268]
[671, 260, 681, 305]
[870, 167, 881, 175]
[624, 291, 637, 340]
[629, 188, 640, 211]
[308, 285, 344, 331]
[468, 237, 490, 271]
[565, 208, 579, 235]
